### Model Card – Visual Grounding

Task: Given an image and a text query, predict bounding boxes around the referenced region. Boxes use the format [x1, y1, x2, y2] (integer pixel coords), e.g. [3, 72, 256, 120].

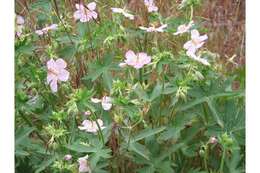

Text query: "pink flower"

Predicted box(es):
[209, 136, 218, 144]
[16, 15, 24, 36]
[121, 50, 151, 69]
[74, 2, 98, 22]
[47, 58, 70, 92]
[84, 111, 91, 116]
[35, 24, 58, 35]
[111, 7, 134, 20]
[144, 0, 158, 12]
[16, 15, 24, 25]
[174, 20, 194, 35]
[91, 96, 112, 111]
[64, 154, 72, 161]
[186, 52, 210, 66]
[184, 29, 208, 54]
[78, 155, 91, 173]
[78, 119, 105, 133]
[139, 24, 167, 32]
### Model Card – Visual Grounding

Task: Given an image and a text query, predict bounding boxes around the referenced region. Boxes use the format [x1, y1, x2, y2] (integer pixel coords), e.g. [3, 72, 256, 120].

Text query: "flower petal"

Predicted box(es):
[58, 69, 69, 81]
[125, 50, 137, 66]
[87, 2, 96, 11]
[56, 58, 67, 69]
[50, 79, 58, 92]
[47, 59, 56, 69]
[191, 29, 200, 39]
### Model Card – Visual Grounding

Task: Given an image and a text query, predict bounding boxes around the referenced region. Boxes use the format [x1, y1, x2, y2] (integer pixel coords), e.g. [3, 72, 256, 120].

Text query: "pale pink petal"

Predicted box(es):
[125, 50, 137, 66]
[48, 24, 58, 30]
[87, 2, 96, 11]
[75, 3, 80, 10]
[89, 11, 98, 19]
[58, 69, 69, 81]
[139, 26, 148, 31]
[16, 15, 24, 25]
[138, 53, 151, 65]
[74, 11, 82, 20]
[55, 58, 67, 69]
[50, 79, 58, 92]
[35, 30, 44, 35]
[123, 12, 134, 20]
[191, 29, 200, 39]
[198, 34, 208, 42]
[111, 8, 123, 13]
[91, 98, 101, 103]
[101, 96, 112, 111]
[183, 40, 193, 50]
[47, 59, 56, 69]
[47, 73, 56, 84]
[119, 62, 127, 68]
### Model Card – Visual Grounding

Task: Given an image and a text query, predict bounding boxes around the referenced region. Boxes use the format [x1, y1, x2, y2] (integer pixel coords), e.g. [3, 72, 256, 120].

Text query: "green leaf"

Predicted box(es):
[206, 98, 224, 128]
[15, 127, 35, 146]
[158, 127, 181, 141]
[131, 127, 166, 142]
[67, 143, 97, 153]
[129, 142, 150, 160]
[149, 83, 163, 101]
[35, 157, 56, 173]
[133, 83, 150, 101]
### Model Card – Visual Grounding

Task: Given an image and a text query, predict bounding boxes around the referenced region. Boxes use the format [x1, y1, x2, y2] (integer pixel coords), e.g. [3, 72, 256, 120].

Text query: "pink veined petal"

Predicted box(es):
[75, 3, 80, 10]
[55, 58, 67, 69]
[58, 69, 69, 82]
[16, 15, 24, 25]
[47, 59, 56, 69]
[183, 40, 193, 50]
[50, 79, 58, 92]
[47, 73, 57, 84]
[187, 46, 197, 55]
[87, 2, 96, 11]
[149, 6, 158, 12]
[195, 42, 205, 49]
[89, 11, 98, 19]
[80, 15, 88, 22]
[73, 10, 82, 20]
[133, 63, 144, 69]
[49, 24, 58, 30]
[96, 119, 104, 127]
[198, 34, 208, 42]
[102, 102, 112, 110]
[35, 30, 44, 35]
[138, 53, 151, 65]
[191, 29, 200, 39]
[125, 50, 137, 66]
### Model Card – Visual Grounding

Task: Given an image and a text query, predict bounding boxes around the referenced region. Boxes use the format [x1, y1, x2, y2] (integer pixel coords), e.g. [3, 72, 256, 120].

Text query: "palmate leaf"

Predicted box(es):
[35, 157, 56, 173]
[178, 91, 244, 127]
[131, 127, 166, 143]
[15, 127, 35, 146]
[129, 142, 151, 160]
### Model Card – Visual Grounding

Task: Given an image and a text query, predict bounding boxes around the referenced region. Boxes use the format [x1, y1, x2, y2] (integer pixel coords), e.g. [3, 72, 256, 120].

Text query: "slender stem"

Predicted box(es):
[92, 112, 105, 145]
[203, 145, 209, 172]
[190, 5, 193, 21]
[51, 0, 73, 44]
[219, 147, 226, 173]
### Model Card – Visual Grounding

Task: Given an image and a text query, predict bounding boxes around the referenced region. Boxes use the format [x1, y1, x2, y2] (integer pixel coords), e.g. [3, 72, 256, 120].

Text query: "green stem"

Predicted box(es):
[219, 147, 226, 173]
[190, 5, 193, 21]
[92, 112, 105, 145]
